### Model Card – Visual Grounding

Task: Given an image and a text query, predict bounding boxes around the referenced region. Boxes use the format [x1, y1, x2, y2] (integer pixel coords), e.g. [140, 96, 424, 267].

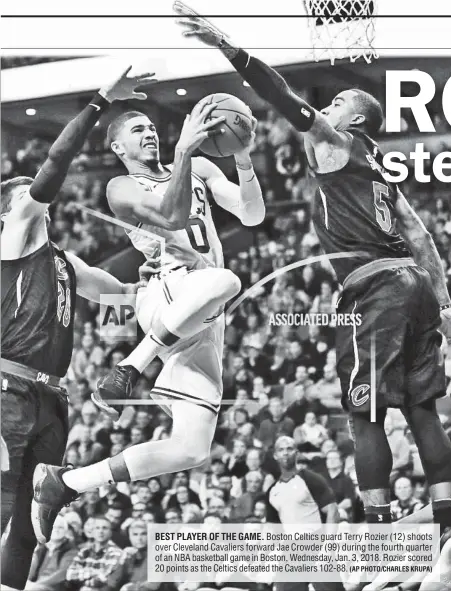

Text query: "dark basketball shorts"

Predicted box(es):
[1, 373, 69, 495]
[336, 264, 446, 414]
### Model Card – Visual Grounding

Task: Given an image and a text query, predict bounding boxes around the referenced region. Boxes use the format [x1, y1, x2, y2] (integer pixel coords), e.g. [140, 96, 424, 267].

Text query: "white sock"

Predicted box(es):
[119, 332, 166, 373]
[62, 459, 113, 493]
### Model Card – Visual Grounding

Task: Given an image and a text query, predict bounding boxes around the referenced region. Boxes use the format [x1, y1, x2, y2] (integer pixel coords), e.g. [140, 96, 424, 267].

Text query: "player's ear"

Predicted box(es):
[351, 113, 366, 127]
[111, 141, 124, 157]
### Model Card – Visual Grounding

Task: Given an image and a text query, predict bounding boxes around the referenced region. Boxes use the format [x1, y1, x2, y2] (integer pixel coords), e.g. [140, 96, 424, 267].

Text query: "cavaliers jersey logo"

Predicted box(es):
[54, 256, 71, 327]
[350, 384, 370, 406]
[54, 256, 69, 281]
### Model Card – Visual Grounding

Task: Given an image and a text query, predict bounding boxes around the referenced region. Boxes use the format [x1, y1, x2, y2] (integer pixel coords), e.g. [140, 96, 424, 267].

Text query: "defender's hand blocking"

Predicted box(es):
[100, 66, 158, 103]
[173, 1, 228, 47]
[176, 96, 226, 154]
[234, 115, 258, 161]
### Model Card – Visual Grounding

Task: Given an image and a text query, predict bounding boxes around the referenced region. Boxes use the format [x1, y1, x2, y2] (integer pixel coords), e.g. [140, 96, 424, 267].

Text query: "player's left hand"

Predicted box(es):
[100, 66, 158, 103]
[173, 1, 229, 47]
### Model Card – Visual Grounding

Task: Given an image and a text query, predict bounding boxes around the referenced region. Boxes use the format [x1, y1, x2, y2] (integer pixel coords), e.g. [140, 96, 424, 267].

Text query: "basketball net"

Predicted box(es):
[303, 0, 378, 65]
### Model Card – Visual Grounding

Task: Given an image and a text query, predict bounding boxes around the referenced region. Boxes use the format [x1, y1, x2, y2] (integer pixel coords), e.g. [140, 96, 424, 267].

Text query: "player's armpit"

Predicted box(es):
[1, 190, 48, 260]
[107, 176, 187, 231]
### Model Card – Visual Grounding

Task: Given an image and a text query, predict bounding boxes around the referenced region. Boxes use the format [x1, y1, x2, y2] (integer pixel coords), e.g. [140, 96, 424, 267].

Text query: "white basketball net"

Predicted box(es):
[303, 0, 378, 64]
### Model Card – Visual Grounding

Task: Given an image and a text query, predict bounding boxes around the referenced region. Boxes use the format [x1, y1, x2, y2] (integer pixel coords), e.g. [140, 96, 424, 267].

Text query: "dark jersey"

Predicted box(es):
[311, 128, 411, 284]
[2, 241, 76, 377]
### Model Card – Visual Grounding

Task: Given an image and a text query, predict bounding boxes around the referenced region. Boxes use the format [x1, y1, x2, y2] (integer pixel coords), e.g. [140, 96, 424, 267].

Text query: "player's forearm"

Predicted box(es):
[30, 93, 110, 204]
[220, 41, 315, 131]
[235, 155, 265, 226]
[78, 266, 133, 303]
[408, 231, 450, 305]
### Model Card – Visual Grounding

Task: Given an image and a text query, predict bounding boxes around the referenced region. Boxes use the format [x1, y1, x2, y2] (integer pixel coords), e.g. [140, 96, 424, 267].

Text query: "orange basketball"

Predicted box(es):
[197, 93, 253, 158]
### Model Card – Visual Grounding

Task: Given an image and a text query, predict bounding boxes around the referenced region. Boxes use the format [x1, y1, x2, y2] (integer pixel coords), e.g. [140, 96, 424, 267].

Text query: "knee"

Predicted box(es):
[212, 270, 241, 300]
[178, 440, 210, 469]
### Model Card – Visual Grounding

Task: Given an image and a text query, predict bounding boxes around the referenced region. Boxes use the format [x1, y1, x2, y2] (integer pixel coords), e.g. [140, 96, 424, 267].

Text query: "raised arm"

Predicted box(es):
[1, 67, 155, 260]
[192, 117, 265, 227]
[394, 188, 451, 342]
[173, 0, 346, 148]
[31, 66, 155, 205]
[107, 98, 225, 230]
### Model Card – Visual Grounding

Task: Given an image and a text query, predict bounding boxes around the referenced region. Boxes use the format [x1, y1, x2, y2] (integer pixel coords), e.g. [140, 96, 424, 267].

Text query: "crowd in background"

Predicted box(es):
[2, 105, 451, 591]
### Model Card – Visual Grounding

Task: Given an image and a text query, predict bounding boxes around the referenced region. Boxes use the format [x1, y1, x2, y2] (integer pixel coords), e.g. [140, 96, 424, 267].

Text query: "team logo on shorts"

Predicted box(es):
[350, 384, 370, 407]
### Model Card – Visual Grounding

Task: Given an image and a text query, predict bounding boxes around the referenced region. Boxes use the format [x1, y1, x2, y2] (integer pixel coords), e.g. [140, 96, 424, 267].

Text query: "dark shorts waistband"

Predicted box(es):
[1, 358, 61, 387]
[342, 258, 416, 290]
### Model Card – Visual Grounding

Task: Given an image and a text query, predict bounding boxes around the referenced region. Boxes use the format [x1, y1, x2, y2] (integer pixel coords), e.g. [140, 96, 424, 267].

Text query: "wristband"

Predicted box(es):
[88, 92, 111, 112]
[440, 303, 451, 311]
[230, 48, 251, 70]
[236, 161, 253, 171]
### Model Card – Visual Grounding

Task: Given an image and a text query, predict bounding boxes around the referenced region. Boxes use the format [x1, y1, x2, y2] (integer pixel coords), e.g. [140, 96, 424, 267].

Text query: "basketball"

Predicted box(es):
[197, 93, 253, 158]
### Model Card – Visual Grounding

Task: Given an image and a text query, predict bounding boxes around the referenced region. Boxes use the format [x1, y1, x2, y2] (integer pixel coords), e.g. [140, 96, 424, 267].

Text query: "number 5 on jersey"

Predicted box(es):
[373, 181, 392, 233]
[186, 217, 210, 253]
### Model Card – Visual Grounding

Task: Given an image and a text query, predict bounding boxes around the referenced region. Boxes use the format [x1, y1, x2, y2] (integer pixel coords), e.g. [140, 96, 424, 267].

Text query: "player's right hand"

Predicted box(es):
[176, 96, 226, 155]
[100, 65, 158, 103]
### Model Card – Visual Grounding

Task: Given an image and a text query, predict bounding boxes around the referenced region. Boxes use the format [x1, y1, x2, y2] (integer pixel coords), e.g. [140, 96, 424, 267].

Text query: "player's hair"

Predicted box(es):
[106, 111, 147, 146]
[1, 176, 33, 215]
[349, 89, 384, 135]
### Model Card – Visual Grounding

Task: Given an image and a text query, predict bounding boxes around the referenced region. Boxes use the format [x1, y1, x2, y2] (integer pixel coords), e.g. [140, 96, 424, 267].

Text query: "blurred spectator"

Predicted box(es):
[284, 386, 329, 427]
[230, 470, 264, 521]
[391, 476, 425, 521]
[72, 333, 105, 380]
[26, 515, 78, 591]
[121, 519, 149, 584]
[324, 450, 355, 520]
[293, 411, 329, 449]
[283, 365, 315, 406]
[223, 438, 249, 478]
[66, 516, 124, 590]
[105, 504, 130, 548]
[310, 363, 342, 409]
[256, 396, 295, 448]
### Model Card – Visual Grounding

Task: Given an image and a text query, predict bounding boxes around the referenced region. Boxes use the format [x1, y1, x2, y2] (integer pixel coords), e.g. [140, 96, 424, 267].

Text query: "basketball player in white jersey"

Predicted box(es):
[31, 97, 265, 544]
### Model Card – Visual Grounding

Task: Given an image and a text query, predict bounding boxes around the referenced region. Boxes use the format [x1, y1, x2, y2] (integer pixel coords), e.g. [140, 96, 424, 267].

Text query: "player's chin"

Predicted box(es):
[141, 149, 159, 163]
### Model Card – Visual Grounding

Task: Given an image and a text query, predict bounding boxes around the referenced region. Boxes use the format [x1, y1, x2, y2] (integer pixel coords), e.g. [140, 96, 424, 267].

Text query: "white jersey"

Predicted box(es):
[125, 166, 224, 271]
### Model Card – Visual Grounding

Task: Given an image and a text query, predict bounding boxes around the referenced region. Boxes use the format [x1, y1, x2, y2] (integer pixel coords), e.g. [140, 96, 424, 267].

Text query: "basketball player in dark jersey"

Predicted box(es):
[174, 1, 451, 545]
[0, 65, 156, 590]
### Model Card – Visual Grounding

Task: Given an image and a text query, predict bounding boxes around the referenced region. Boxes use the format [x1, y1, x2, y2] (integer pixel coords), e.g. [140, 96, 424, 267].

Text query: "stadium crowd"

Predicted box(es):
[2, 109, 451, 591]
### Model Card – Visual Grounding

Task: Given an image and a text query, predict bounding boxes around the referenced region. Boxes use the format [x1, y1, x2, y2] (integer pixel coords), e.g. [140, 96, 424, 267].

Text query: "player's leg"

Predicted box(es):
[1, 376, 38, 535]
[336, 271, 411, 524]
[93, 267, 239, 418]
[2, 386, 68, 590]
[32, 399, 218, 542]
[125, 267, 240, 370]
[402, 266, 451, 539]
[32, 326, 223, 542]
